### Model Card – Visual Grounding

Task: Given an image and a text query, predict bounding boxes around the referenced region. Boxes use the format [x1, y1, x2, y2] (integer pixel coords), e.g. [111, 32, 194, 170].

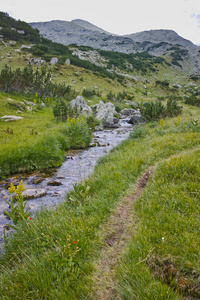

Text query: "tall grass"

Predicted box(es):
[115, 149, 200, 299]
[0, 96, 92, 176]
[0, 115, 200, 298]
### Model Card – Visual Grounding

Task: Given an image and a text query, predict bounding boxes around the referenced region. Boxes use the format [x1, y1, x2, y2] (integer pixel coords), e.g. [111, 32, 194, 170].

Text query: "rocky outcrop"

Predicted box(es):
[128, 114, 144, 125]
[91, 101, 119, 128]
[119, 108, 144, 124]
[50, 57, 59, 65]
[69, 96, 92, 115]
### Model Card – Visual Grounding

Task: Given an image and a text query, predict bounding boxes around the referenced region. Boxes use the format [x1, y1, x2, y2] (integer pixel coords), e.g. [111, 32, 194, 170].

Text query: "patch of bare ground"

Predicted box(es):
[90, 166, 155, 300]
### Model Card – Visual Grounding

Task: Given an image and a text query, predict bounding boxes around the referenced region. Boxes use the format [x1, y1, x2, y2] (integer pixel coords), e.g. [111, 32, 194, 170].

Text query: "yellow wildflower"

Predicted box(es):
[8, 182, 16, 194]
[70, 117, 76, 125]
[35, 92, 38, 98]
[160, 119, 164, 126]
[15, 180, 25, 196]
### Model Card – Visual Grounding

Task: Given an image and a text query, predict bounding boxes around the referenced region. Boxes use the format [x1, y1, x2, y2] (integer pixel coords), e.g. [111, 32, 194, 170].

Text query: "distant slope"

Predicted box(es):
[71, 19, 112, 35]
[30, 20, 139, 53]
[30, 19, 200, 74]
[125, 29, 194, 48]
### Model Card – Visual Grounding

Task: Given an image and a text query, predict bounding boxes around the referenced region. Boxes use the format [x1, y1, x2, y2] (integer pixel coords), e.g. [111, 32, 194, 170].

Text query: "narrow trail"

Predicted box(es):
[90, 166, 155, 300]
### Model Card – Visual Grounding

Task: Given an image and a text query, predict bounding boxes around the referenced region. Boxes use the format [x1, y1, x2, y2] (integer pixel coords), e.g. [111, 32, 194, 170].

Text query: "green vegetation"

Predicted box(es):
[0, 93, 92, 177]
[0, 111, 200, 298]
[0, 10, 200, 299]
[184, 95, 200, 107]
[97, 50, 166, 73]
[140, 99, 182, 121]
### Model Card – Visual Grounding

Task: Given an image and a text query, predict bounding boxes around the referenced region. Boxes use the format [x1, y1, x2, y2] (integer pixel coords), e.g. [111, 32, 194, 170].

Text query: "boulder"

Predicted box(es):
[65, 59, 71, 65]
[22, 188, 47, 200]
[128, 114, 144, 124]
[92, 101, 119, 128]
[0, 115, 23, 122]
[119, 108, 138, 117]
[50, 57, 59, 65]
[69, 96, 92, 115]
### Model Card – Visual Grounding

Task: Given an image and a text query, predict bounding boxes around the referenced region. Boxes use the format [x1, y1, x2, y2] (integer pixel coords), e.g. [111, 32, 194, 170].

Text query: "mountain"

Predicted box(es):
[30, 19, 200, 74]
[71, 19, 112, 35]
[125, 29, 193, 48]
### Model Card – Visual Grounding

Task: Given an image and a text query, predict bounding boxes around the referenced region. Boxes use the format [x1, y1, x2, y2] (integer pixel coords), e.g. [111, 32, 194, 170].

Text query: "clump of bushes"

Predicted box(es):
[0, 64, 77, 99]
[63, 117, 92, 148]
[140, 99, 182, 121]
[184, 95, 200, 107]
[106, 90, 135, 101]
[82, 88, 102, 98]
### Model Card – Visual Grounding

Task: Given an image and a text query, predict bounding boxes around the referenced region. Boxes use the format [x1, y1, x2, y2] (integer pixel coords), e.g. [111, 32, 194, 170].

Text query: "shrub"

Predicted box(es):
[64, 117, 92, 148]
[85, 115, 100, 129]
[140, 100, 182, 121]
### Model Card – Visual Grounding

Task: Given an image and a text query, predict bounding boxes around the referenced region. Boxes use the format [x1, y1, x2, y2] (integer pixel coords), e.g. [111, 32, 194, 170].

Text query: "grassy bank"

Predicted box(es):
[0, 93, 92, 177]
[0, 107, 200, 299]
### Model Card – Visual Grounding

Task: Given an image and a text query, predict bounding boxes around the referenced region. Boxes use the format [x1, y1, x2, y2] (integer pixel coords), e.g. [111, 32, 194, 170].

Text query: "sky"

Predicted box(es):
[1, 0, 200, 45]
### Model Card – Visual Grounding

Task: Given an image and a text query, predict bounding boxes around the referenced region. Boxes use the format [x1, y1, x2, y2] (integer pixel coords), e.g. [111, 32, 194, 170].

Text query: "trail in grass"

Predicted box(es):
[90, 166, 155, 300]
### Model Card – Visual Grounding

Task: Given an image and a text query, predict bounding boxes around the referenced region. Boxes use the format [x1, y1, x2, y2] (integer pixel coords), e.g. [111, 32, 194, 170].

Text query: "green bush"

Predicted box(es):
[63, 117, 92, 148]
[140, 100, 182, 121]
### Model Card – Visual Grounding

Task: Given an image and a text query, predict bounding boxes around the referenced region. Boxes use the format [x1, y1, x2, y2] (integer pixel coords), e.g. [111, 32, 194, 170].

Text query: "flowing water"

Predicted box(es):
[0, 121, 132, 243]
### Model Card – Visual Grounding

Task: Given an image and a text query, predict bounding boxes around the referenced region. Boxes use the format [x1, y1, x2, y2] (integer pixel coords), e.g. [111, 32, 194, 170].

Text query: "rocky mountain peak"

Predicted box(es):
[71, 19, 112, 34]
[125, 29, 194, 48]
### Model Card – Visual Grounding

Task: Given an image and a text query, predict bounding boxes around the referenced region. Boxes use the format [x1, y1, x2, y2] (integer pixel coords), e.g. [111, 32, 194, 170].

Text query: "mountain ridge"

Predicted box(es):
[30, 19, 200, 74]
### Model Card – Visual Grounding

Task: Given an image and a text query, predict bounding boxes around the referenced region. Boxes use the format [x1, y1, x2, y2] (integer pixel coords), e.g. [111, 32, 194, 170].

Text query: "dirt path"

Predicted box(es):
[90, 166, 155, 300]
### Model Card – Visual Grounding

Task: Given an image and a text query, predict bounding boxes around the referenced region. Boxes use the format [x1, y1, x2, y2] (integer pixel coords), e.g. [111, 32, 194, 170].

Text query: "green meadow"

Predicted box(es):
[0, 107, 200, 299]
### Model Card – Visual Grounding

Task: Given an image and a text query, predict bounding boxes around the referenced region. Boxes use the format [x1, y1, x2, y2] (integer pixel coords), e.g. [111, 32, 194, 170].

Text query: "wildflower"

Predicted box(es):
[8, 182, 16, 194]
[34, 99, 36, 104]
[29, 217, 32, 220]
[15, 180, 25, 197]
[70, 117, 76, 125]
[35, 92, 38, 98]
[73, 241, 76, 244]
[160, 119, 164, 126]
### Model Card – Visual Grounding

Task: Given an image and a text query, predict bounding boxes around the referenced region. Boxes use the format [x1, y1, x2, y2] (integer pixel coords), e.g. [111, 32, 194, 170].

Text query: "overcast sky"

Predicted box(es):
[1, 0, 200, 45]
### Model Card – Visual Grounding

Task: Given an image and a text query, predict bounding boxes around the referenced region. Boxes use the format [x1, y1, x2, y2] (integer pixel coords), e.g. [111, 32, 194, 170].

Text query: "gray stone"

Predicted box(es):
[23, 100, 36, 107]
[65, 59, 71, 64]
[0, 115, 23, 121]
[50, 57, 59, 65]
[93, 101, 119, 128]
[22, 188, 47, 200]
[173, 83, 182, 89]
[120, 108, 138, 117]
[128, 114, 144, 124]
[70, 96, 92, 115]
